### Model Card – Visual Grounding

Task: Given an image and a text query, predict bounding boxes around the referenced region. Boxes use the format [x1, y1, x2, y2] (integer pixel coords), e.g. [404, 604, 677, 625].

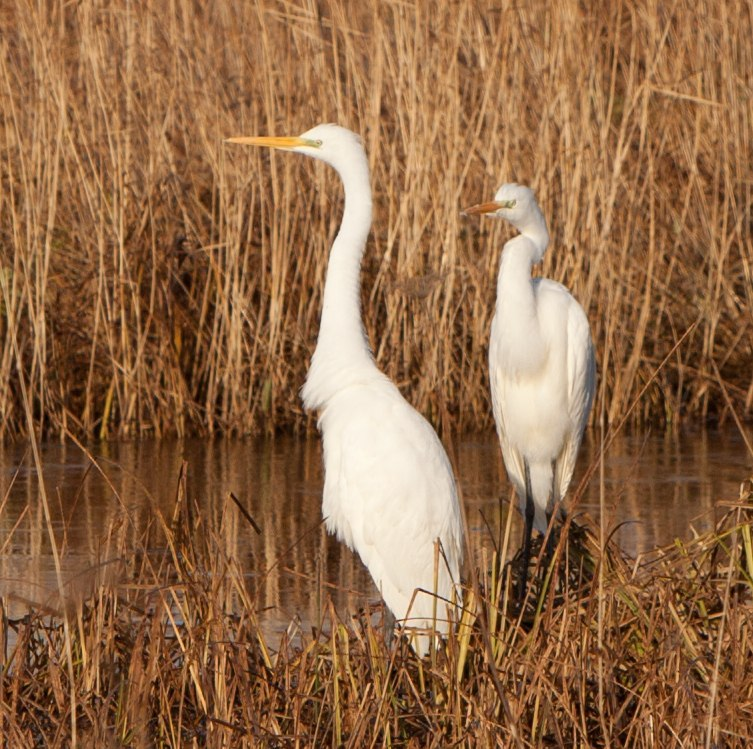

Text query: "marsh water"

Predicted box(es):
[0, 427, 750, 642]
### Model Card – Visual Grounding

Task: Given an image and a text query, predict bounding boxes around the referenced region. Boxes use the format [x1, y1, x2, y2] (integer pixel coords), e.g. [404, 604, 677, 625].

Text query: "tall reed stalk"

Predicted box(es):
[1, 0, 751, 439]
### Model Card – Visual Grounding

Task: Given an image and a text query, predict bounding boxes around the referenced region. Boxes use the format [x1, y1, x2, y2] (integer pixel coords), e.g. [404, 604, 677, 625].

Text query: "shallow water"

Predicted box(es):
[0, 427, 750, 642]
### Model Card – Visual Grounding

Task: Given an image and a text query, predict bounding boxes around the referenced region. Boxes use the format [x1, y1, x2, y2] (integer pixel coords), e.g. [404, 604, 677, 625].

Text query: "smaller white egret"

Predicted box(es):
[226, 124, 463, 653]
[463, 184, 595, 602]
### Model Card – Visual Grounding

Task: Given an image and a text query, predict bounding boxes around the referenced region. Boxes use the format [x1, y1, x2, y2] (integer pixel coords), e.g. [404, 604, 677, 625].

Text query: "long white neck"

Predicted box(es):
[301, 151, 379, 410]
[493, 221, 550, 375]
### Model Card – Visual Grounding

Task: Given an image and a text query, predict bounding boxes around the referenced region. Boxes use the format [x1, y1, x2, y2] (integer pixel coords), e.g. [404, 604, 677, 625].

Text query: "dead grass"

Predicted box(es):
[0, 0, 751, 439]
[0, 466, 752, 747]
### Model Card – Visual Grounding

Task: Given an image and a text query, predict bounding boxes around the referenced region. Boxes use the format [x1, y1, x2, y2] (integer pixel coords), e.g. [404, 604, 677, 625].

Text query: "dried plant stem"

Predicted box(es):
[2, 272, 77, 744]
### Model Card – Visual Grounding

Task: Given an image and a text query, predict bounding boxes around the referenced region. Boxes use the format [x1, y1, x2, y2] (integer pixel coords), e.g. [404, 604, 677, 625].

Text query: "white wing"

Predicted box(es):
[319, 382, 463, 640]
[489, 280, 595, 520]
[554, 296, 596, 499]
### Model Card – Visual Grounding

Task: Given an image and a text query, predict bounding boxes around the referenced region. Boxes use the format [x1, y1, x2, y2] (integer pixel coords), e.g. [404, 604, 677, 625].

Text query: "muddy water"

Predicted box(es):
[0, 427, 750, 641]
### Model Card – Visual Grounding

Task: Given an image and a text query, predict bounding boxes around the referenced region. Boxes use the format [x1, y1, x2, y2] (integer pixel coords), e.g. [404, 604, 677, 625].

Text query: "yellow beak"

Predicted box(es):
[461, 200, 504, 216]
[224, 135, 318, 149]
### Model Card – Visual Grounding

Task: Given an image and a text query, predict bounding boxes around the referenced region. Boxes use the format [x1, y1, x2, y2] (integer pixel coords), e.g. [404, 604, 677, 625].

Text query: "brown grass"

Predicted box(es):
[0, 464, 752, 746]
[1, 0, 752, 439]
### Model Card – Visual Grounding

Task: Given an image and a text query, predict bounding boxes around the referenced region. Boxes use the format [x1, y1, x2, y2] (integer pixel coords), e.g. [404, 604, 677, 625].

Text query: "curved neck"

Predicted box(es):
[497, 212, 550, 307]
[510, 208, 549, 263]
[494, 231, 550, 373]
[302, 152, 377, 409]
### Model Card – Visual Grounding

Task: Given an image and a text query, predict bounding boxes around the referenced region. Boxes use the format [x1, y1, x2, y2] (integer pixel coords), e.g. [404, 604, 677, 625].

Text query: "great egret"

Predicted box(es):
[464, 184, 595, 601]
[226, 124, 463, 653]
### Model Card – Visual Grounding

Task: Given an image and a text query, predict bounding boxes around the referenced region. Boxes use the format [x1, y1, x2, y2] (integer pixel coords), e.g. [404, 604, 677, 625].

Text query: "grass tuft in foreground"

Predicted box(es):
[1, 476, 752, 746]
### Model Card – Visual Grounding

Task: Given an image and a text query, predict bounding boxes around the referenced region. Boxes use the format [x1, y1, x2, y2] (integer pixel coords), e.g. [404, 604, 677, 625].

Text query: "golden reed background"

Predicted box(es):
[1, 0, 751, 439]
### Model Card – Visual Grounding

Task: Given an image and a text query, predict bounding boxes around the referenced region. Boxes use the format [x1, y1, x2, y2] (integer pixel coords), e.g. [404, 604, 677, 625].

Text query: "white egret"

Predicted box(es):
[226, 124, 463, 653]
[463, 184, 595, 601]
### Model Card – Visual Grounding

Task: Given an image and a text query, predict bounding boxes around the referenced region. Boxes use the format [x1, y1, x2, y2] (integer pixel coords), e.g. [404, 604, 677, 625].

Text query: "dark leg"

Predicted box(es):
[383, 604, 396, 649]
[543, 460, 560, 565]
[544, 509, 555, 566]
[517, 460, 535, 605]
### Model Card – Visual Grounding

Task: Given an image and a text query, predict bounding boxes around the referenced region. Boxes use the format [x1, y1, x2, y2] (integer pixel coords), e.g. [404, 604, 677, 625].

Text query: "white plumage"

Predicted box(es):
[227, 124, 463, 653]
[464, 184, 595, 597]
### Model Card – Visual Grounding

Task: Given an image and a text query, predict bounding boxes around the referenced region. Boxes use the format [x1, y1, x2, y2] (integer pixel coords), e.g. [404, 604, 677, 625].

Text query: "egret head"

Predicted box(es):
[463, 183, 541, 226]
[463, 183, 549, 259]
[225, 123, 365, 174]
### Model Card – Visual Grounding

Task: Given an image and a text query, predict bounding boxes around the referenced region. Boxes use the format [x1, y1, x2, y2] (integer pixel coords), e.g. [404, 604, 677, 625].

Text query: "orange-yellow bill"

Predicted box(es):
[461, 200, 504, 216]
[224, 135, 317, 149]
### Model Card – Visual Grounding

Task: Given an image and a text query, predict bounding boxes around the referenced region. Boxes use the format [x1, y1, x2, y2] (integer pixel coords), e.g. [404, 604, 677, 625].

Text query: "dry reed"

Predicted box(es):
[0, 465, 751, 746]
[0, 0, 751, 439]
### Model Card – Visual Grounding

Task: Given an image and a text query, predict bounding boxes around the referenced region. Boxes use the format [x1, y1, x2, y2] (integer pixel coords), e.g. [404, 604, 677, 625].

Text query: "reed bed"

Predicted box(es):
[0, 0, 751, 439]
[0, 468, 750, 746]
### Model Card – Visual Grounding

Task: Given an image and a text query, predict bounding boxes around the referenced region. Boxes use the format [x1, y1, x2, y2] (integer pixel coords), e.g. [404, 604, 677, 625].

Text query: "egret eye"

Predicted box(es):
[314, 139, 323, 147]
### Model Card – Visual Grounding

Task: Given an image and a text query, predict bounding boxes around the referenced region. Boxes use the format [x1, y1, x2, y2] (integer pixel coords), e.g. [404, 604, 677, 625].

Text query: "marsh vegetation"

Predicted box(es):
[0, 468, 752, 746]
